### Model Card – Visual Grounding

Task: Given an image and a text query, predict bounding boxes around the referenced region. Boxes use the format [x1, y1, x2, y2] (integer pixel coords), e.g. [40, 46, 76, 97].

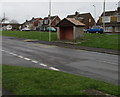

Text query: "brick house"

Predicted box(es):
[42, 15, 61, 31]
[22, 17, 43, 31]
[97, 5, 120, 33]
[56, 18, 85, 40]
[67, 12, 95, 29]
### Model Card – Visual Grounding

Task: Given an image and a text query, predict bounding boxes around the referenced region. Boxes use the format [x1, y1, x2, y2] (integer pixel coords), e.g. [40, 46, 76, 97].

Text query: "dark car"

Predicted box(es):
[86, 26, 103, 34]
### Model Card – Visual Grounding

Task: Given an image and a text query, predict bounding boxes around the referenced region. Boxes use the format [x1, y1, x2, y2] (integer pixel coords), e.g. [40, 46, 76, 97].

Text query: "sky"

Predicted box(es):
[0, 0, 119, 24]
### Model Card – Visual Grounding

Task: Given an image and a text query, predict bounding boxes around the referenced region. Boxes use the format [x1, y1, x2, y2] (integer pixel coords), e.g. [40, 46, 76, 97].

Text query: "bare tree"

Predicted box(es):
[0, 17, 9, 23]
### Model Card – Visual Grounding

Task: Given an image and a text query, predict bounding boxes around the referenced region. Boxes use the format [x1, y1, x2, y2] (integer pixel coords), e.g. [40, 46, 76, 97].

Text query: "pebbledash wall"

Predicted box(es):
[73, 26, 84, 40]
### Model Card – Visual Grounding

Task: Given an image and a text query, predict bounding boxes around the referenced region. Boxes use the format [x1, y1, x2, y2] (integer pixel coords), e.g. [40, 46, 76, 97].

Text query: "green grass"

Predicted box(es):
[79, 33, 119, 50]
[1, 31, 57, 41]
[1, 31, 119, 50]
[2, 65, 119, 96]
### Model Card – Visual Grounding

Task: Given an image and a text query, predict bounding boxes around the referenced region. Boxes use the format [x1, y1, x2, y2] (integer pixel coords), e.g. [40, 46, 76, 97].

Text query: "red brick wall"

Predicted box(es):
[51, 16, 61, 27]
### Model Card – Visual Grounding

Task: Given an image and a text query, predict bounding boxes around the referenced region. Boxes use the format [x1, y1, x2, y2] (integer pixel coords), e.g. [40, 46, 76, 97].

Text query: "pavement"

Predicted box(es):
[8, 36, 119, 55]
[1, 36, 119, 95]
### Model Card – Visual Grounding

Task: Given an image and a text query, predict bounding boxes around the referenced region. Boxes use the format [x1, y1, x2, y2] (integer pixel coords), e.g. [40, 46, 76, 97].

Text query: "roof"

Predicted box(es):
[57, 18, 85, 27]
[44, 16, 57, 20]
[66, 18, 85, 26]
[67, 12, 91, 18]
[101, 10, 118, 16]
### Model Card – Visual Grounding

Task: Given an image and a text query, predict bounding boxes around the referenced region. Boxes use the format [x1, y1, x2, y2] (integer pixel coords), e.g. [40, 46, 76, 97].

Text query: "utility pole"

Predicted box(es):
[93, 5, 96, 26]
[103, 0, 105, 33]
[48, 0, 51, 41]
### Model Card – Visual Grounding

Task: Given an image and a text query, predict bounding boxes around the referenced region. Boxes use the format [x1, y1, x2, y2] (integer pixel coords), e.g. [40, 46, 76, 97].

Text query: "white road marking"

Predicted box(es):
[18, 56, 24, 58]
[31, 60, 38, 64]
[12, 53, 17, 56]
[40, 63, 47, 67]
[102, 61, 117, 65]
[1, 50, 5, 51]
[9, 52, 15, 55]
[2, 49, 61, 71]
[24, 58, 31, 61]
[49, 67, 59, 71]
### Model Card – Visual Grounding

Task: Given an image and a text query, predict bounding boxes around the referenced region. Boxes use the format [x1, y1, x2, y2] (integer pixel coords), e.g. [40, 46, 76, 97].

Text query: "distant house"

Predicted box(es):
[33, 18, 43, 31]
[22, 17, 43, 31]
[56, 18, 85, 40]
[67, 12, 95, 29]
[42, 15, 61, 31]
[97, 6, 120, 33]
[1, 23, 21, 31]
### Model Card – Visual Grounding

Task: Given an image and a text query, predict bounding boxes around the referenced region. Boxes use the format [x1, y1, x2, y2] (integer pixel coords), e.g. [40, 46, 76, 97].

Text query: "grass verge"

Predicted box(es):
[79, 33, 119, 50]
[1, 31, 119, 50]
[1, 31, 57, 41]
[2, 65, 119, 96]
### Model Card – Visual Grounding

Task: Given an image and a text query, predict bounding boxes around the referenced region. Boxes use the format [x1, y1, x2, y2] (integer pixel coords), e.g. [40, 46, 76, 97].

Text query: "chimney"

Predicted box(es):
[75, 11, 79, 16]
[75, 11, 79, 20]
[32, 17, 35, 20]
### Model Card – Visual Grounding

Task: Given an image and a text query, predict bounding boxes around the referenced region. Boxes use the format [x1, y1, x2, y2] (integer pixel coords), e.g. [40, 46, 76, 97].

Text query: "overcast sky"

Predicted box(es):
[0, 0, 119, 24]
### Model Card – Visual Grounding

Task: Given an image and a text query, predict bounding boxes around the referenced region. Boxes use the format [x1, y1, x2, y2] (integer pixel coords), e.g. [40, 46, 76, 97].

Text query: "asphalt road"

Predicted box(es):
[2, 36, 119, 85]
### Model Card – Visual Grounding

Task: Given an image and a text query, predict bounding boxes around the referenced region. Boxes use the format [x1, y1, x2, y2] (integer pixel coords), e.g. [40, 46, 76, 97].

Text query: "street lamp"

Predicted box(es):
[103, 0, 105, 33]
[93, 5, 96, 26]
[48, 0, 51, 41]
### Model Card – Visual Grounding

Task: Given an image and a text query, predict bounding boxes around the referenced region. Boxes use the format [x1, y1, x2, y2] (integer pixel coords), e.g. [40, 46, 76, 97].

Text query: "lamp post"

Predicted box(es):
[48, 0, 51, 41]
[93, 5, 96, 26]
[103, 0, 105, 33]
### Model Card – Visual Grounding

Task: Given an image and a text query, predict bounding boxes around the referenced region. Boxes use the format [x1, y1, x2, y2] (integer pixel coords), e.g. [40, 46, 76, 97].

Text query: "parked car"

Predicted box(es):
[46, 27, 57, 32]
[85, 26, 103, 34]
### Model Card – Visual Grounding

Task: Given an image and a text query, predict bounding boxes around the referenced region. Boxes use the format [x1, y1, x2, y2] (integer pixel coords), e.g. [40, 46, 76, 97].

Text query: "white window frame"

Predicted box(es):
[44, 20, 48, 24]
[102, 16, 110, 23]
[115, 26, 120, 32]
[117, 15, 120, 22]
[104, 27, 112, 32]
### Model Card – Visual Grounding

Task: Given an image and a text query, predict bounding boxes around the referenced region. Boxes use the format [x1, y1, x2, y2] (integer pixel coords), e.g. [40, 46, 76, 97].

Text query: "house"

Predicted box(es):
[22, 17, 43, 31]
[67, 12, 95, 29]
[33, 18, 43, 31]
[97, 3, 120, 33]
[1, 23, 21, 31]
[42, 15, 61, 31]
[56, 18, 85, 40]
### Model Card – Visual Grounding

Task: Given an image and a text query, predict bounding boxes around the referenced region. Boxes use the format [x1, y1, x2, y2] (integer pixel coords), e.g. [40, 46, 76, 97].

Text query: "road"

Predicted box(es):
[2, 36, 119, 85]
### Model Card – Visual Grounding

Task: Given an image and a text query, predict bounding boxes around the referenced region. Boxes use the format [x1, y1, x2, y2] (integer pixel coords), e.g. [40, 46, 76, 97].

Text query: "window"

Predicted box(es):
[44, 20, 48, 24]
[89, 19, 91, 22]
[115, 26, 120, 32]
[117, 15, 120, 22]
[102, 16, 110, 23]
[104, 27, 112, 32]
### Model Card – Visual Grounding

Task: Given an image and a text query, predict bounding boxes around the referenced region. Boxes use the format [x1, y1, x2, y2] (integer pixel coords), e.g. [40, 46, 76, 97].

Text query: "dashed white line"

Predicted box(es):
[49, 67, 59, 71]
[18, 56, 24, 58]
[2, 49, 61, 71]
[12, 53, 17, 56]
[24, 58, 31, 61]
[31, 60, 38, 64]
[102, 61, 117, 65]
[40, 63, 47, 67]
[9, 52, 15, 55]
[1, 50, 5, 51]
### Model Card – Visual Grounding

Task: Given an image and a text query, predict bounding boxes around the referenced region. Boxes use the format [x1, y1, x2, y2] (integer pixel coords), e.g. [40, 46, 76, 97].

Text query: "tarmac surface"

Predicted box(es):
[1, 36, 119, 95]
